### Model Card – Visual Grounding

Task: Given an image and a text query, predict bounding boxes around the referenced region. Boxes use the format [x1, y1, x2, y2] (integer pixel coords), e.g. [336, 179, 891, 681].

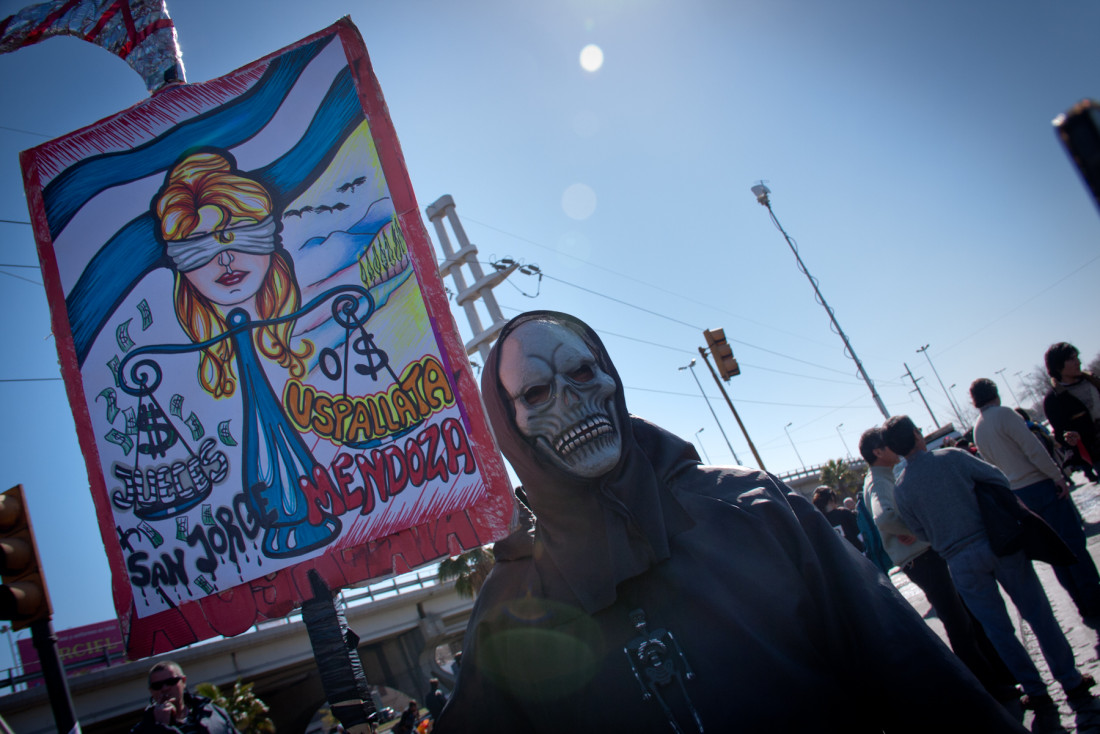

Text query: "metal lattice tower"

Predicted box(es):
[425, 195, 518, 363]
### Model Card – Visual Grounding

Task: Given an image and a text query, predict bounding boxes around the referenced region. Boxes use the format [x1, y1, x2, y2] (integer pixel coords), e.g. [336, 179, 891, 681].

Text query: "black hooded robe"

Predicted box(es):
[434, 312, 1023, 733]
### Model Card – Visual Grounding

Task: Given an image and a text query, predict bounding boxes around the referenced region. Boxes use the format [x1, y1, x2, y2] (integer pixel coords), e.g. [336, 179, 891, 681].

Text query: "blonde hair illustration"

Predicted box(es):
[158, 151, 313, 398]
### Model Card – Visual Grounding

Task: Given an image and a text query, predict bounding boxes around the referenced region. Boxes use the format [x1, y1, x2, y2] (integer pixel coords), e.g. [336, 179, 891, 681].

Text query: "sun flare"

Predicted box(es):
[579, 44, 604, 72]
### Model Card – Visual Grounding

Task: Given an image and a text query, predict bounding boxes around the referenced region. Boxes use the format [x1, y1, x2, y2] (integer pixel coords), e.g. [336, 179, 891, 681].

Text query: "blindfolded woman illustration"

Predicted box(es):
[156, 150, 313, 398]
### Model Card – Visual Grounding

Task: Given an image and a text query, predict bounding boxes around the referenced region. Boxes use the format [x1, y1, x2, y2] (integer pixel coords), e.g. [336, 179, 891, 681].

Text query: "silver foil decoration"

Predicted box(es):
[0, 0, 186, 93]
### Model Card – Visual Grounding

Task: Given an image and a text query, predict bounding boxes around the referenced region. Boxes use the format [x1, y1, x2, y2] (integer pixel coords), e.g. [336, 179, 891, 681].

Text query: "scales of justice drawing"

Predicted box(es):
[21, 19, 511, 651]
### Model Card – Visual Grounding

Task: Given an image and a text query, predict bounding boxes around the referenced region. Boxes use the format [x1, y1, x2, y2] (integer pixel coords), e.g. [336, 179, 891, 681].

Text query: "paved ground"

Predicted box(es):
[890, 474, 1100, 733]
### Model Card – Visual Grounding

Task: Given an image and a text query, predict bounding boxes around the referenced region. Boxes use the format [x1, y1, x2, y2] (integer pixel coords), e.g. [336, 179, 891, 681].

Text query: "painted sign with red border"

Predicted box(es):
[20, 19, 512, 658]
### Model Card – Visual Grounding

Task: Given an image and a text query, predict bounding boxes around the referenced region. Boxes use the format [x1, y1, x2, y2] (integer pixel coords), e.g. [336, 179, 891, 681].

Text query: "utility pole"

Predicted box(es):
[904, 363, 939, 428]
[995, 368, 1022, 407]
[679, 360, 742, 465]
[1016, 371, 1040, 409]
[697, 348, 767, 470]
[917, 344, 965, 428]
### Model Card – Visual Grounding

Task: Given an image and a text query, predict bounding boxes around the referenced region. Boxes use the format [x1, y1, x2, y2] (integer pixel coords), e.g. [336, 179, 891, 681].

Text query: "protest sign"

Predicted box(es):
[20, 18, 512, 657]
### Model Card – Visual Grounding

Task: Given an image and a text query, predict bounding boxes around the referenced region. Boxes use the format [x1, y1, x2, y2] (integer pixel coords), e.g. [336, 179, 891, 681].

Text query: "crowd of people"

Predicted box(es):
[129, 663, 450, 734]
[848, 340, 1100, 720]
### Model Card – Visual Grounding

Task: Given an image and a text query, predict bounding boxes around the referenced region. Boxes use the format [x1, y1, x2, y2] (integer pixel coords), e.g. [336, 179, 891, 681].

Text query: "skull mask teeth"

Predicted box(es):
[499, 320, 623, 478]
[553, 415, 616, 457]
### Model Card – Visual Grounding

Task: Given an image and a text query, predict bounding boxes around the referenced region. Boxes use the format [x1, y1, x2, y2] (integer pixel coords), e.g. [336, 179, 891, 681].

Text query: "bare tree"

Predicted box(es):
[1088, 353, 1100, 376]
[1019, 366, 1052, 412]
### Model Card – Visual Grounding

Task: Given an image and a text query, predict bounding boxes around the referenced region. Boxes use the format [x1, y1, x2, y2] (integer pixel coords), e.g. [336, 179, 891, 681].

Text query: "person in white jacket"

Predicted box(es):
[971, 377, 1100, 620]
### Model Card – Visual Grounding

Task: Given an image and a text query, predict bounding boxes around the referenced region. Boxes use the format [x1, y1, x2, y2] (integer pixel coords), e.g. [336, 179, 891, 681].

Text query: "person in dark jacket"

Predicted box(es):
[394, 702, 418, 734]
[432, 311, 1025, 734]
[1043, 342, 1100, 480]
[131, 660, 239, 733]
[812, 485, 865, 552]
[425, 678, 447, 722]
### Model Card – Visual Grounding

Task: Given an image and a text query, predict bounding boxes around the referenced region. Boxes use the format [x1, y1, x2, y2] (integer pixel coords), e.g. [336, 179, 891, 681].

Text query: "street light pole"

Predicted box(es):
[836, 423, 851, 460]
[995, 368, 1022, 407]
[949, 384, 969, 427]
[1014, 371, 1037, 409]
[784, 422, 807, 471]
[694, 428, 712, 464]
[679, 360, 742, 464]
[917, 344, 965, 428]
[751, 184, 890, 419]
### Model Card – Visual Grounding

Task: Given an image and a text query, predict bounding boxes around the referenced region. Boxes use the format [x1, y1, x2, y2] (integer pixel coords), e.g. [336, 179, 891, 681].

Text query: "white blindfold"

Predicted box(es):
[166, 216, 277, 272]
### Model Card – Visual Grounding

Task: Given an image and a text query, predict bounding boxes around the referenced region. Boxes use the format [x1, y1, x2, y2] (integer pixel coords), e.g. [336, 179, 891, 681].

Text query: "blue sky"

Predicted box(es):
[0, 0, 1098, 666]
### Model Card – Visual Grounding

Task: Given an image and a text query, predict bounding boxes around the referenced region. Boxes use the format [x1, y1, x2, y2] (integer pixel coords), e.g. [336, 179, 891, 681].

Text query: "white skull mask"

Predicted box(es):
[499, 320, 622, 478]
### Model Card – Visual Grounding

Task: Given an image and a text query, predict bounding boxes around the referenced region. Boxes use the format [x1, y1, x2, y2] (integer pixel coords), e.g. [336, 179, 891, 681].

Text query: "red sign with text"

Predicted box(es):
[18, 620, 127, 684]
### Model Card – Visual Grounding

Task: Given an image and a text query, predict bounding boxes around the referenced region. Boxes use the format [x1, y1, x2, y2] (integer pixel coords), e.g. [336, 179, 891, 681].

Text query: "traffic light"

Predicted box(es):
[0, 485, 51, 630]
[703, 328, 741, 380]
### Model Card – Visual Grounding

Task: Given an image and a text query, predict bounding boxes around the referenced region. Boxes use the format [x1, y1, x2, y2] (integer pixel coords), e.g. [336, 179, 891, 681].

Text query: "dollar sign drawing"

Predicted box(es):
[123, 407, 137, 435]
[137, 299, 153, 330]
[202, 504, 214, 525]
[352, 332, 389, 379]
[107, 356, 121, 387]
[116, 318, 135, 352]
[105, 428, 134, 456]
[195, 576, 214, 594]
[169, 394, 184, 418]
[176, 516, 188, 541]
[137, 403, 178, 459]
[97, 387, 119, 423]
[138, 521, 164, 548]
[185, 412, 204, 441]
[217, 419, 238, 446]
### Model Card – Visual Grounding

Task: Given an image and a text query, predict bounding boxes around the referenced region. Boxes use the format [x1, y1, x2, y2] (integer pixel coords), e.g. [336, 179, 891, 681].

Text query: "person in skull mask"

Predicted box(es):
[433, 312, 1024, 734]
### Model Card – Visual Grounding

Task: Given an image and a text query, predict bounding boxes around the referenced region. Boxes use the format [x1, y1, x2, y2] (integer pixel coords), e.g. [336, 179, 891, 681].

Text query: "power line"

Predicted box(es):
[493, 304, 877, 387]
[539, 272, 704, 330]
[462, 214, 841, 350]
[598, 326, 900, 387]
[500, 267, 872, 380]
[626, 384, 863, 409]
[939, 253, 1100, 356]
[0, 124, 52, 138]
[0, 377, 62, 383]
[0, 269, 42, 286]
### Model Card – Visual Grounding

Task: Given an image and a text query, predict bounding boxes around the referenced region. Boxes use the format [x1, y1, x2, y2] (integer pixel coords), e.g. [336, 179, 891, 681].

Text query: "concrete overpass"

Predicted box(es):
[0, 571, 474, 734]
[777, 459, 867, 498]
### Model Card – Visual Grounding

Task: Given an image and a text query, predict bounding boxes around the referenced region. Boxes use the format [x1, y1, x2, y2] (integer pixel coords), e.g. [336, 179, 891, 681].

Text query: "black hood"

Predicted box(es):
[481, 311, 697, 613]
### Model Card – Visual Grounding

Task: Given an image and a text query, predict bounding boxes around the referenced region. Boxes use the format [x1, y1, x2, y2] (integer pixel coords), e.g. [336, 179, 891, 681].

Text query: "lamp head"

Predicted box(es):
[751, 184, 771, 206]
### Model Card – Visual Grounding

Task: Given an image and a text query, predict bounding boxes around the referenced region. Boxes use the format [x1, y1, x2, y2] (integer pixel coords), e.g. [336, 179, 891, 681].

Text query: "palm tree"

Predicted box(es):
[819, 458, 864, 501]
[194, 679, 276, 734]
[437, 546, 495, 598]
